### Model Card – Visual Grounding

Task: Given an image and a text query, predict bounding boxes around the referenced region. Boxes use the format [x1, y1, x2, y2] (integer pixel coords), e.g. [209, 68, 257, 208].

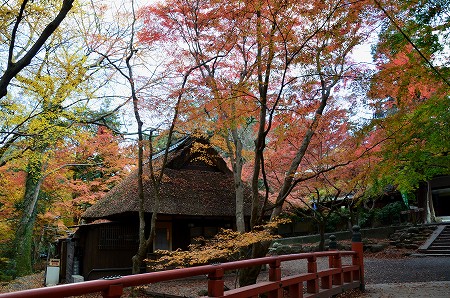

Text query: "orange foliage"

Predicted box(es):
[370, 45, 444, 110]
[0, 165, 26, 243]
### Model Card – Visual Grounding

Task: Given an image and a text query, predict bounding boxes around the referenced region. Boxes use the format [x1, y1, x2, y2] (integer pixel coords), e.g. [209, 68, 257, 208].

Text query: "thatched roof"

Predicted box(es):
[82, 136, 253, 220]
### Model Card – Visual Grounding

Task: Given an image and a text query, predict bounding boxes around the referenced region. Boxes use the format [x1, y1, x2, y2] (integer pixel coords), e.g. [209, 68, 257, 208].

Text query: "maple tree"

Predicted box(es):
[61, 126, 135, 224]
[87, 0, 205, 274]
[0, 122, 133, 278]
[365, 0, 450, 222]
[140, 0, 377, 286]
[147, 219, 288, 270]
[265, 105, 374, 250]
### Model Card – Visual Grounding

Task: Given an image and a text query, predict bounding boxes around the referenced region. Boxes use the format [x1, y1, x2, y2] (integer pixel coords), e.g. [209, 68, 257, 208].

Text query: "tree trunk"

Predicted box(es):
[131, 239, 147, 274]
[131, 173, 161, 275]
[14, 158, 44, 276]
[426, 181, 437, 223]
[238, 241, 271, 286]
[228, 128, 246, 233]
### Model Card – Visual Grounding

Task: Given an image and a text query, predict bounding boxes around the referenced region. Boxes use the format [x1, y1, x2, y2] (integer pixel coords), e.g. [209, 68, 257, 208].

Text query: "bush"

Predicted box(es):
[375, 202, 406, 224]
[0, 257, 16, 282]
[325, 210, 349, 232]
[358, 209, 374, 228]
[359, 201, 407, 228]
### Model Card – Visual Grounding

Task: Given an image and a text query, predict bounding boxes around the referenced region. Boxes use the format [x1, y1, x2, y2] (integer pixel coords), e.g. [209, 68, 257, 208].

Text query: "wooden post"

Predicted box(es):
[102, 284, 123, 298]
[307, 256, 319, 294]
[321, 235, 336, 289]
[288, 283, 303, 298]
[332, 254, 343, 286]
[351, 225, 365, 291]
[268, 260, 282, 298]
[208, 268, 225, 297]
[269, 259, 281, 281]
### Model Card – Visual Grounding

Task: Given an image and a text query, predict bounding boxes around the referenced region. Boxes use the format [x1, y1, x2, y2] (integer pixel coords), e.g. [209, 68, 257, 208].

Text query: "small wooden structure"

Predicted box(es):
[59, 136, 253, 281]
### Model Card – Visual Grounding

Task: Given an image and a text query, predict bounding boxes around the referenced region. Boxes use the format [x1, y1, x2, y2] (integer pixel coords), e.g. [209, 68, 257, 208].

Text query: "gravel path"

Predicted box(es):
[142, 255, 450, 297]
[277, 255, 450, 284]
[364, 256, 450, 284]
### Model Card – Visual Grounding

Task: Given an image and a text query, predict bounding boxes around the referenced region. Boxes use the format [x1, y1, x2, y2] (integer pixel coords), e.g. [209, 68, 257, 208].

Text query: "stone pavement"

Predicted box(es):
[364, 281, 450, 298]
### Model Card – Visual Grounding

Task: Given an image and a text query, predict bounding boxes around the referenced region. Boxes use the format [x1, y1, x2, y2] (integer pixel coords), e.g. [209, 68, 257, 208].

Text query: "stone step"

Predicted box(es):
[418, 225, 450, 254]
[422, 250, 450, 255]
[429, 246, 450, 250]
[433, 240, 450, 244]
[432, 241, 450, 245]
[431, 238, 450, 242]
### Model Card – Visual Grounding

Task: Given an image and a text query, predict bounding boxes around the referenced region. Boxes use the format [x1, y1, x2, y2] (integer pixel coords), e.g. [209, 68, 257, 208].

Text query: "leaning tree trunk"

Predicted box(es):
[14, 158, 44, 276]
[239, 81, 332, 286]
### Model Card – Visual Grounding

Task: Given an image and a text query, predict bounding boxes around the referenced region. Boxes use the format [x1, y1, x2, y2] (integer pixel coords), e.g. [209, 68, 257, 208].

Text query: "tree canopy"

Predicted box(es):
[0, 0, 448, 282]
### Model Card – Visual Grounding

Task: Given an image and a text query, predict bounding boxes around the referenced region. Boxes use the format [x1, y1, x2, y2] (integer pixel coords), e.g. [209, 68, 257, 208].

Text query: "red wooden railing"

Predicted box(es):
[0, 229, 364, 298]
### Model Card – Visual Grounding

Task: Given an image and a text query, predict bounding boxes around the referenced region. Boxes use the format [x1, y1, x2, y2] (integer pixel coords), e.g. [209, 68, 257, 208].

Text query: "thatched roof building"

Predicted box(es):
[59, 136, 261, 281]
[82, 136, 252, 221]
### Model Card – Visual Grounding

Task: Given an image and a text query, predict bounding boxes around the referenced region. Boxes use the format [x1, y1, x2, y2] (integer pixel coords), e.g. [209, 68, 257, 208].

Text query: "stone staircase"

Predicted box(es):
[419, 224, 450, 255]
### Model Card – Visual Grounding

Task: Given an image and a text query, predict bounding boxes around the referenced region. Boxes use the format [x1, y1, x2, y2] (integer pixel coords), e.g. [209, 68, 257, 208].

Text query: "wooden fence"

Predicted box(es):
[0, 226, 364, 298]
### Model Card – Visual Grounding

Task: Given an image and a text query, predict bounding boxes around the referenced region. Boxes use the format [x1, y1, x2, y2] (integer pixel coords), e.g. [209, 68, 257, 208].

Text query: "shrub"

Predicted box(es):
[375, 202, 406, 225]
[0, 257, 16, 282]
[359, 201, 407, 227]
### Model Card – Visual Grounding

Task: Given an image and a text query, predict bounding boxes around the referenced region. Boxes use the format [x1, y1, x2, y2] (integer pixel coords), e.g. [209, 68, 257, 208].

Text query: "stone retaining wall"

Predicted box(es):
[270, 224, 437, 255]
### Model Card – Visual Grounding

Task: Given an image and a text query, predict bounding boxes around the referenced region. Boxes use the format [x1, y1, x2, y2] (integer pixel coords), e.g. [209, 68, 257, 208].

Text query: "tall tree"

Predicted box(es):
[10, 55, 91, 275]
[62, 126, 135, 225]
[267, 107, 372, 249]
[0, 0, 75, 98]
[366, 0, 450, 222]
[1, 1, 127, 275]
[140, 0, 376, 285]
[86, 0, 199, 274]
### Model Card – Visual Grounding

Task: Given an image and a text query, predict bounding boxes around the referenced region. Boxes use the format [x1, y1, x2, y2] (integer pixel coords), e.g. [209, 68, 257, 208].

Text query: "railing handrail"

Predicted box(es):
[0, 250, 359, 298]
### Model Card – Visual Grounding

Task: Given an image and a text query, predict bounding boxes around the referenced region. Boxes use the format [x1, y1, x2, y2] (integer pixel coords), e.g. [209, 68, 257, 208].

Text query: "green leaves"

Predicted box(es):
[368, 95, 450, 194]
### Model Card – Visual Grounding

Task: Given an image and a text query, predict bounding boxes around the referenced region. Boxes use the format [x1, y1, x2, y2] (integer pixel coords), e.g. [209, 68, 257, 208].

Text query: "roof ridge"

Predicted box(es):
[151, 136, 191, 160]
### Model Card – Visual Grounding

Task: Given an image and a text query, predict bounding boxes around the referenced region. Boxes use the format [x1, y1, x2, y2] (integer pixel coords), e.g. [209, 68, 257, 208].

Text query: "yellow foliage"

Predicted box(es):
[0, 221, 13, 244]
[146, 226, 284, 270]
[190, 141, 217, 166]
[255, 217, 291, 230]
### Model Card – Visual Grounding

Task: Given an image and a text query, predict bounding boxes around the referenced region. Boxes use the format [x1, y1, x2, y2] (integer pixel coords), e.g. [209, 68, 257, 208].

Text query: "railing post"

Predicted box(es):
[208, 268, 224, 297]
[268, 259, 282, 298]
[307, 256, 319, 294]
[269, 259, 281, 281]
[328, 235, 337, 267]
[332, 254, 343, 286]
[351, 225, 365, 291]
[102, 284, 123, 298]
[321, 235, 336, 289]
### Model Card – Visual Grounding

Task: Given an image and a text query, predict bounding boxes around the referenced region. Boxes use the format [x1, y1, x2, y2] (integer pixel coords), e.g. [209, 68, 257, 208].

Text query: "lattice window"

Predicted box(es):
[98, 225, 138, 250]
